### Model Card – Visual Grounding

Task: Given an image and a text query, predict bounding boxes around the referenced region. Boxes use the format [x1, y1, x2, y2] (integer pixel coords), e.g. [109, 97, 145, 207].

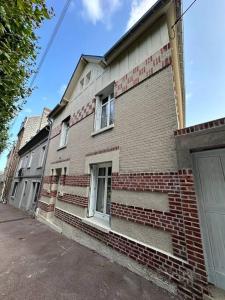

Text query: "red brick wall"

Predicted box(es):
[38, 201, 54, 212]
[58, 193, 88, 207]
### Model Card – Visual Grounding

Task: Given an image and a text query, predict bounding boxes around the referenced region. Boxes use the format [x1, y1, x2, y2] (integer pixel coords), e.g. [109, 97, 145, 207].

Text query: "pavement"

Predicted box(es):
[0, 203, 177, 300]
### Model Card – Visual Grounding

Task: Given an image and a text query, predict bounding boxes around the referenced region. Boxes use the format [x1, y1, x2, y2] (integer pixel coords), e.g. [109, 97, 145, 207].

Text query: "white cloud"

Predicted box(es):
[81, 0, 122, 29]
[126, 0, 158, 31]
[58, 84, 67, 97]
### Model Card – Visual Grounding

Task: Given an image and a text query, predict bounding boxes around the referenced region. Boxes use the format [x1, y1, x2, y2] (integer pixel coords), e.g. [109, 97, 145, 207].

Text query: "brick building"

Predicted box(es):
[36, 1, 225, 299]
[3, 108, 51, 203]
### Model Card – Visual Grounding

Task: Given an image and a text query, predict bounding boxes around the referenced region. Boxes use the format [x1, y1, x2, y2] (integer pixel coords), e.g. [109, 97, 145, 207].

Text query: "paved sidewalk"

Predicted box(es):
[0, 204, 177, 300]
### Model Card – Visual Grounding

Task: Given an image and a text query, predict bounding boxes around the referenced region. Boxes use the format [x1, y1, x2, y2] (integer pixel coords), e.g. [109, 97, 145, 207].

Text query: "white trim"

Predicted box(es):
[91, 124, 114, 136]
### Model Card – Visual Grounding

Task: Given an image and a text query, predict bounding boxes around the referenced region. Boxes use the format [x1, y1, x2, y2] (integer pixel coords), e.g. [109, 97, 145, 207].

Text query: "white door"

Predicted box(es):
[193, 149, 225, 290]
[19, 181, 27, 208]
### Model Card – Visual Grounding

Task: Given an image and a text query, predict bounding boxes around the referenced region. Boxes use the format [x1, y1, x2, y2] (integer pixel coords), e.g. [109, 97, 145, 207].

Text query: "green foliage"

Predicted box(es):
[0, 0, 52, 153]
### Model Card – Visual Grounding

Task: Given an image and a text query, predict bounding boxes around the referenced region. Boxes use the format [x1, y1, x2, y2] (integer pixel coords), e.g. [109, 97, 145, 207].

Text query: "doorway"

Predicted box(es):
[193, 148, 225, 290]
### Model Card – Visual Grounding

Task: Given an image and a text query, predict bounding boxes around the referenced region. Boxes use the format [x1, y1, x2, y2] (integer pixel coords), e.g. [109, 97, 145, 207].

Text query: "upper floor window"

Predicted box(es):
[86, 71, 91, 85]
[27, 152, 34, 169]
[59, 117, 70, 148]
[94, 84, 115, 132]
[80, 78, 84, 90]
[11, 181, 18, 198]
[38, 145, 46, 168]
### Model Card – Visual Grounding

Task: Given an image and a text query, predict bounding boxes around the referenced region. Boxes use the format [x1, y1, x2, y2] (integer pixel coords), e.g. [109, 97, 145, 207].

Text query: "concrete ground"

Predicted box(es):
[0, 203, 177, 300]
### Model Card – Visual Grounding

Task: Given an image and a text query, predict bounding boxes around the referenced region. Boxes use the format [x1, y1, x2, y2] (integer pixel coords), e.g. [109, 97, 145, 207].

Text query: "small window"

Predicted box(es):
[86, 71, 91, 85]
[88, 163, 112, 223]
[95, 91, 115, 131]
[80, 78, 84, 90]
[59, 117, 70, 148]
[11, 182, 18, 198]
[27, 152, 33, 169]
[38, 146, 46, 168]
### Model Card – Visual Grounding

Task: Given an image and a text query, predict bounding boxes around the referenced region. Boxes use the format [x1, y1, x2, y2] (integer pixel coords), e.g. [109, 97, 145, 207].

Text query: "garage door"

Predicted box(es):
[193, 149, 225, 290]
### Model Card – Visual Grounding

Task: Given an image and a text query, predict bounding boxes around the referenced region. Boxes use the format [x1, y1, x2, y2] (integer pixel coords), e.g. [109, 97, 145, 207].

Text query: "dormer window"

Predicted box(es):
[86, 71, 91, 85]
[80, 78, 84, 90]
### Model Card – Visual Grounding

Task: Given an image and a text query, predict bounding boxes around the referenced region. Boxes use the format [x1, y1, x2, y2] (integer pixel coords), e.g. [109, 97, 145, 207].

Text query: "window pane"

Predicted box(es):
[108, 166, 112, 176]
[109, 99, 114, 125]
[102, 97, 108, 105]
[96, 178, 105, 213]
[106, 177, 111, 215]
[101, 104, 107, 128]
[98, 167, 105, 176]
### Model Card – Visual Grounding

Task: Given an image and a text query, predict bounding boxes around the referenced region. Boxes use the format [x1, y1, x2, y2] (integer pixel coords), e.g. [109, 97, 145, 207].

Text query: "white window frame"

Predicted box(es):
[95, 93, 114, 132]
[59, 118, 70, 148]
[38, 145, 46, 168]
[89, 162, 112, 223]
[18, 157, 24, 171]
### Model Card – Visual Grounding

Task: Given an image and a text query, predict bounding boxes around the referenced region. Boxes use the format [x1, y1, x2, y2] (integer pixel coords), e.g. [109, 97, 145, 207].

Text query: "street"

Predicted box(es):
[0, 204, 177, 300]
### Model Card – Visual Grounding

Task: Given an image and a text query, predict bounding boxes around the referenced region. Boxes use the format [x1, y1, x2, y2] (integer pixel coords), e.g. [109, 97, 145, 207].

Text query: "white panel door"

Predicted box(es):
[193, 149, 225, 290]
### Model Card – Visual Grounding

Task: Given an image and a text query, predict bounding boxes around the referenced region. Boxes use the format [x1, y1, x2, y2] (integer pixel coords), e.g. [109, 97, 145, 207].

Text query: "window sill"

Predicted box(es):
[57, 145, 67, 151]
[36, 166, 42, 169]
[91, 124, 114, 137]
[82, 216, 110, 233]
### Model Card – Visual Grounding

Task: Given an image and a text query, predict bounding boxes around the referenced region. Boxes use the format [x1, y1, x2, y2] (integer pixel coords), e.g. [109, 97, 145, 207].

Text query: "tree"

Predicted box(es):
[0, 0, 53, 153]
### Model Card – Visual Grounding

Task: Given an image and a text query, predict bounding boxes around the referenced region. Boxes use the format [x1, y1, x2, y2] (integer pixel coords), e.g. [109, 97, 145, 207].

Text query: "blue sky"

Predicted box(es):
[0, 0, 225, 171]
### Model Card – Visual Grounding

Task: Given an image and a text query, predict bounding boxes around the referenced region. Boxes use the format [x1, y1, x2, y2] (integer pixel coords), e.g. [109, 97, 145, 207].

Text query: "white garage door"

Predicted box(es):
[193, 148, 225, 290]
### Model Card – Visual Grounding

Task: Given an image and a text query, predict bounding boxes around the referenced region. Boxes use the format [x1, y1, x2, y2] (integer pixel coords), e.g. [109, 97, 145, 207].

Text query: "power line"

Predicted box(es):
[171, 0, 198, 29]
[29, 0, 73, 88]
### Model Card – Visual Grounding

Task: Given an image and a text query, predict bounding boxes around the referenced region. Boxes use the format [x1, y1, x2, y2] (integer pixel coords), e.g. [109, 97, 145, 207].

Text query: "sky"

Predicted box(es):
[0, 0, 225, 171]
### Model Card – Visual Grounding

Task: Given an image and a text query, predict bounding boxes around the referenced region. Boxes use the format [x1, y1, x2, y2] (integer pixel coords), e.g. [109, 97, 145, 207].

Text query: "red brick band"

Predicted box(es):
[69, 99, 95, 128]
[42, 175, 90, 187]
[40, 189, 57, 198]
[55, 208, 208, 299]
[174, 117, 225, 136]
[111, 202, 183, 234]
[38, 201, 54, 212]
[115, 43, 171, 97]
[112, 172, 179, 193]
[64, 175, 90, 187]
[58, 193, 88, 207]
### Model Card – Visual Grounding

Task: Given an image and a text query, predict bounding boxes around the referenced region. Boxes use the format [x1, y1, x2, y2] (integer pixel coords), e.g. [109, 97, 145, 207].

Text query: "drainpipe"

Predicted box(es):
[34, 118, 53, 216]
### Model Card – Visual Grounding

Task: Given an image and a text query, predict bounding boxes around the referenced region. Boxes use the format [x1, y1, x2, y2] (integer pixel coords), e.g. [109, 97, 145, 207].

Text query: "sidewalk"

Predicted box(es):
[0, 203, 177, 300]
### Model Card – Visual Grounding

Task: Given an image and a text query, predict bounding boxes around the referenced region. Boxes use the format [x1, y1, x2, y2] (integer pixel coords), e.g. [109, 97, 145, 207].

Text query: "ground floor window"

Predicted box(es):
[11, 182, 18, 198]
[89, 163, 112, 222]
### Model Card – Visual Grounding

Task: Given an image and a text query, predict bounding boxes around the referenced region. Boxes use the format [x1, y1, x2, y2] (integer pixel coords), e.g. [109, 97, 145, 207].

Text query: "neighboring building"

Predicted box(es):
[9, 125, 50, 213]
[2, 107, 51, 203]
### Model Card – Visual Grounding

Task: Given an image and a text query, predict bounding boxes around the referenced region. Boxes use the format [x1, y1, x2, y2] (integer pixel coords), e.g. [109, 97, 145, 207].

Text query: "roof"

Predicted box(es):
[50, 0, 183, 119]
[18, 125, 50, 156]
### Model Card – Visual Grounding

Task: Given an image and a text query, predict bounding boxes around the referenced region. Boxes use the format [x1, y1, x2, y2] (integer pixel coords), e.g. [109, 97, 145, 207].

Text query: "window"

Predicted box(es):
[27, 152, 33, 169]
[38, 146, 46, 168]
[94, 88, 115, 132]
[89, 163, 112, 222]
[59, 117, 70, 148]
[80, 78, 84, 90]
[86, 71, 91, 85]
[11, 182, 18, 198]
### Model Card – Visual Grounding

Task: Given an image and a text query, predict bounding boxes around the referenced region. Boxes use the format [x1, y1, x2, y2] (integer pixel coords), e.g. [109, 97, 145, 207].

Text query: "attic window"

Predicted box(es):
[80, 78, 84, 90]
[86, 71, 91, 85]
